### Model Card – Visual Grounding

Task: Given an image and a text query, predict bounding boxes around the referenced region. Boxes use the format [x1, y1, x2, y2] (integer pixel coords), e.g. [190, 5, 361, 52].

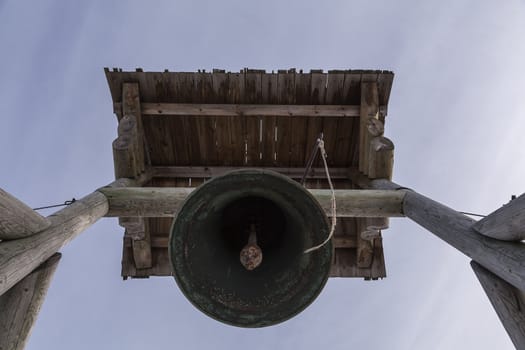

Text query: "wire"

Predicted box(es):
[459, 211, 486, 218]
[33, 198, 76, 211]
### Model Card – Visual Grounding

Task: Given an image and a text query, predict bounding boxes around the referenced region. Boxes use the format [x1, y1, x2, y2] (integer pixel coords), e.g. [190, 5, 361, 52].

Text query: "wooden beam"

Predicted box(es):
[401, 189, 525, 291]
[354, 176, 525, 291]
[153, 166, 353, 179]
[471, 261, 525, 349]
[0, 188, 51, 240]
[472, 193, 525, 241]
[122, 83, 146, 174]
[140, 103, 380, 117]
[131, 235, 357, 249]
[356, 218, 374, 268]
[359, 81, 379, 173]
[0, 189, 109, 296]
[98, 187, 407, 218]
[0, 253, 61, 350]
[368, 136, 394, 179]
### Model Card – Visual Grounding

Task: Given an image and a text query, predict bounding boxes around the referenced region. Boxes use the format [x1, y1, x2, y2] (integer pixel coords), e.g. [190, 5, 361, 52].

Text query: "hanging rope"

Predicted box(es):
[33, 198, 76, 211]
[304, 138, 337, 254]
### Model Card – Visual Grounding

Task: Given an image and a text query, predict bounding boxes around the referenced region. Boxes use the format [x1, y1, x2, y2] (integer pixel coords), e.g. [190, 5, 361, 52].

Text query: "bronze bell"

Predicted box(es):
[169, 169, 332, 327]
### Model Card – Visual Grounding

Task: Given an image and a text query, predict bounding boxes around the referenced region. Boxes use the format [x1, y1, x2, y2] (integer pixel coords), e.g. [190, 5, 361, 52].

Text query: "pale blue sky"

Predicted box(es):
[1, 1, 524, 349]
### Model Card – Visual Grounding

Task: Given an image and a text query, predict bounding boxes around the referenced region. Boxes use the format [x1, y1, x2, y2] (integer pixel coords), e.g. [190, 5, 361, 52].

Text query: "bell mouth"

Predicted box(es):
[169, 169, 332, 328]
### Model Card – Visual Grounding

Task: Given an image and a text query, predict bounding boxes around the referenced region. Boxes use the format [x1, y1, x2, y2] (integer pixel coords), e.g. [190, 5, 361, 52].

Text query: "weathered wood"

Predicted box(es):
[0, 190, 108, 296]
[153, 166, 353, 179]
[131, 235, 357, 249]
[360, 217, 389, 240]
[368, 136, 394, 179]
[122, 83, 146, 173]
[99, 187, 406, 218]
[401, 189, 525, 291]
[141, 103, 366, 117]
[0, 188, 50, 240]
[473, 193, 525, 241]
[112, 134, 138, 179]
[0, 253, 61, 350]
[359, 82, 379, 173]
[356, 218, 373, 268]
[471, 261, 525, 349]
[366, 117, 384, 137]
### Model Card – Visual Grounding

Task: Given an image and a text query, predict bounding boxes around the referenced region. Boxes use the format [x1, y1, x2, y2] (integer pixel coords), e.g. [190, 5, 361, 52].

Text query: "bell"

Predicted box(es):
[169, 169, 332, 327]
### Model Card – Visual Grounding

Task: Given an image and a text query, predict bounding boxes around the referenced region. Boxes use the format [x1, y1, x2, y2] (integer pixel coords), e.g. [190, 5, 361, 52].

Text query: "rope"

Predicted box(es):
[304, 139, 337, 254]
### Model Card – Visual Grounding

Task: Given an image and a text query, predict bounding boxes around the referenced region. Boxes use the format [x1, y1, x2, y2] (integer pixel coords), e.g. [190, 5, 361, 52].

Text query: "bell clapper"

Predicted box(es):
[240, 223, 263, 270]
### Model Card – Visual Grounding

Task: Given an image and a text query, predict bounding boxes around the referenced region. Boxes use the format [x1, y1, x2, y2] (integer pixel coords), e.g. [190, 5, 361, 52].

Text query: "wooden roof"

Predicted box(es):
[105, 68, 395, 281]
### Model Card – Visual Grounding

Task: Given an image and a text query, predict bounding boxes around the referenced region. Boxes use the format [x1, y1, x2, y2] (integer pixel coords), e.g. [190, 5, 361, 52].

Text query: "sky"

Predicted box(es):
[1, 0, 524, 349]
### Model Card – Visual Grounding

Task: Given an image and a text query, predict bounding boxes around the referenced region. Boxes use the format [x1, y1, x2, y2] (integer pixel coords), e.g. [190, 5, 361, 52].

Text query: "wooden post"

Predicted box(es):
[359, 81, 379, 173]
[472, 193, 525, 241]
[0, 188, 50, 240]
[0, 191, 108, 296]
[98, 187, 407, 218]
[471, 261, 525, 349]
[0, 253, 61, 350]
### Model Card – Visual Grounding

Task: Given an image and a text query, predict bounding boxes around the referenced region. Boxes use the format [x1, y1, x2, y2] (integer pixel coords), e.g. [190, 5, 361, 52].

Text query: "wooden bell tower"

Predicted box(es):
[1, 68, 524, 348]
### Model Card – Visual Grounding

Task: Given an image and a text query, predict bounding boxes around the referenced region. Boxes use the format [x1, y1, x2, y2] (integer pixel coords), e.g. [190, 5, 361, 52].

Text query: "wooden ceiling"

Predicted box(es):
[105, 68, 395, 281]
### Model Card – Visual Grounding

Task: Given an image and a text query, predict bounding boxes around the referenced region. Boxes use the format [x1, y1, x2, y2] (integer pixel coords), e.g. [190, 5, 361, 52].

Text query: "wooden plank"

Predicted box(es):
[0, 188, 50, 240]
[471, 261, 525, 349]
[260, 72, 278, 165]
[132, 235, 356, 249]
[0, 253, 61, 350]
[306, 71, 327, 168]
[212, 72, 234, 166]
[100, 187, 406, 218]
[0, 190, 108, 296]
[122, 83, 146, 173]
[289, 73, 310, 166]
[472, 193, 525, 241]
[334, 72, 360, 166]
[227, 72, 246, 165]
[359, 81, 379, 173]
[192, 73, 215, 166]
[245, 71, 263, 165]
[356, 218, 374, 268]
[152, 165, 353, 179]
[275, 70, 295, 166]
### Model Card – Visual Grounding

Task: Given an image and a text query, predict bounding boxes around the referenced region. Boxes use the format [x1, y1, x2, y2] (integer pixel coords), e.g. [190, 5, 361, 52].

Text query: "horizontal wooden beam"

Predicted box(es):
[472, 193, 525, 241]
[99, 187, 406, 218]
[138, 103, 385, 117]
[0, 188, 51, 240]
[131, 235, 357, 249]
[153, 166, 352, 179]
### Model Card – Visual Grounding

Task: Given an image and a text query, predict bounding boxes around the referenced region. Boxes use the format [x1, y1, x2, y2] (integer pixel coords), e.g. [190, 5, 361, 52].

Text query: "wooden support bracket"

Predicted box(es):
[0, 188, 51, 240]
[359, 81, 379, 173]
[473, 193, 525, 241]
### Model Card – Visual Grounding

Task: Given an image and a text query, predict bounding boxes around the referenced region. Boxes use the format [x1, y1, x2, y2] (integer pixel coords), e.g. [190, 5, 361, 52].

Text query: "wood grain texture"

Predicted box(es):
[368, 136, 394, 179]
[0, 188, 50, 240]
[0, 191, 108, 296]
[472, 193, 525, 241]
[471, 260, 525, 350]
[0, 253, 61, 350]
[402, 189, 525, 291]
[359, 81, 379, 173]
[99, 187, 406, 218]
[152, 165, 353, 179]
